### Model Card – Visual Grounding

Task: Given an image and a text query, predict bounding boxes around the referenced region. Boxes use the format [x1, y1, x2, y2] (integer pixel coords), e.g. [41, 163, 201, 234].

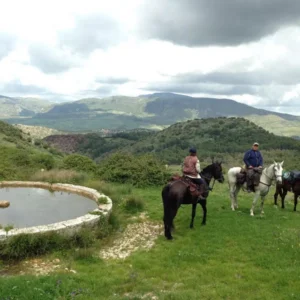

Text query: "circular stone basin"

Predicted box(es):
[0, 182, 112, 241]
[0, 187, 98, 227]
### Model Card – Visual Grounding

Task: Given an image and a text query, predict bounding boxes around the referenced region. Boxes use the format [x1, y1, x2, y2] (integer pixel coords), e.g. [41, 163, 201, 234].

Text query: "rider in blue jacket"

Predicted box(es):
[243, 142, 263, 192]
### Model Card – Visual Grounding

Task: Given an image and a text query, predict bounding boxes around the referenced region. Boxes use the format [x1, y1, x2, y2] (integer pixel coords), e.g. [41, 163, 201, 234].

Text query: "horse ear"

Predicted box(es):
[280, 161, 284, 166]
[273, 160, 277, 165]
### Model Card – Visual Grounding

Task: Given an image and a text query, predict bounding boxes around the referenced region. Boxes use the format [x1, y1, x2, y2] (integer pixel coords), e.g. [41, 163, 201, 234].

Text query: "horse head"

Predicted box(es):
[202, 160, 224, 183]
[272, 161, 284, 184]
[213, 160, 225, 183]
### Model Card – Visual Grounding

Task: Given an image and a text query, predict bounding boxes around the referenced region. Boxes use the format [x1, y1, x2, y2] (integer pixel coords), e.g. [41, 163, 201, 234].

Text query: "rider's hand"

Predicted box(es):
[249, 166, 253, 168]
[258, 166, 262, 168]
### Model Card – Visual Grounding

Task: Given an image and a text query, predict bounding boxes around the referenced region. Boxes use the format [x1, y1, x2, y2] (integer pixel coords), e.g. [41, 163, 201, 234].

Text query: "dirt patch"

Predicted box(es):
[99, 217, 163, 259]
[123, 292, 159, 299]
[0, 258, 77, 276]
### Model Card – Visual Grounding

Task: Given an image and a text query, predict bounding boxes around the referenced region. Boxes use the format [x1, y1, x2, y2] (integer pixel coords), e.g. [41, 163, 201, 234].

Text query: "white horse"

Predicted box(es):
[228, 161, 283, 216]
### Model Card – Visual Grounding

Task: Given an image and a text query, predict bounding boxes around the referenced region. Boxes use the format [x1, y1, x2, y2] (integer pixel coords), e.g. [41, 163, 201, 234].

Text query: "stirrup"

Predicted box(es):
[197, 195, 206, 201]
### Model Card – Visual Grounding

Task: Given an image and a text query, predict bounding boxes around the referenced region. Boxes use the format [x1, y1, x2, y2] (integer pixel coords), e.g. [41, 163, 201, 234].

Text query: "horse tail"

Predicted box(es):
[162, 184, 173, 239]
[162, 184, 171, 214]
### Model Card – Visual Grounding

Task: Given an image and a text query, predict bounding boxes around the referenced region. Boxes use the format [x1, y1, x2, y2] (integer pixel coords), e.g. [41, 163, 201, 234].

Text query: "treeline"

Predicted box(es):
[56, 117, 300, 166]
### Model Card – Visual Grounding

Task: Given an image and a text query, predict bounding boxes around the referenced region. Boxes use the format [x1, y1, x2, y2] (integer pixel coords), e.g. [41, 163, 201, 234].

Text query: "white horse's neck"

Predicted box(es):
[260, 164, 275, 185]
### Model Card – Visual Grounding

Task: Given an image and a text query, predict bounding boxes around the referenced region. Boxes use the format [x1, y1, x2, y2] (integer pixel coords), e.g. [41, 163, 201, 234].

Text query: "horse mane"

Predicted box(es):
[201, 163, 214, 174]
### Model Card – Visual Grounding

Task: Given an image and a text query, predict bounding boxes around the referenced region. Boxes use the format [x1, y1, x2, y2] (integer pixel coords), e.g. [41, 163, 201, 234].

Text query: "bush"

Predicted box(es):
[121, 195, 145, 214]
[31, 169, 89, 184]
[97, 152, 170, 187]
[63, 154, 96, 173]
[31, 153, 55, 170]
[0, 220, 111, 259]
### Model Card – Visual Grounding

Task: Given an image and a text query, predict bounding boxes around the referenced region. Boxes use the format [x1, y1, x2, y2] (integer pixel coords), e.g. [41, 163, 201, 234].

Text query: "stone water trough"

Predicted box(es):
[0, 181, 112, 242]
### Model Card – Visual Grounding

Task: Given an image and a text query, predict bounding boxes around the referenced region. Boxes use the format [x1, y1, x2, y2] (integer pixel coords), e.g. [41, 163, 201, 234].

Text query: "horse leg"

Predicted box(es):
[163, 201, 173, 240]
[260, 195, 266, 215]
[294, 193, 298, 212]
[274, 189, 278, 206]
[190, 203, 197, 229]
[234, 186, 241, 209]
[199, 199, 207, 225]
[229, 183, 237, 211]
[281, 189, 287, 209]
[250, 192, 260, 216]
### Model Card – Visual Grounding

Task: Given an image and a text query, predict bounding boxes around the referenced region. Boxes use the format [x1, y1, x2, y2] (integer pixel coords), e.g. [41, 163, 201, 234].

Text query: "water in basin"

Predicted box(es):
[0, 187, 98, 228]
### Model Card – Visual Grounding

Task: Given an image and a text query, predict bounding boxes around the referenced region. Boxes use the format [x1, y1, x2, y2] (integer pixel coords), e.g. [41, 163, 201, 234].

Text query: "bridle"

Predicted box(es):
[260, 165, 282, 187]
[201, 167, 224, 191]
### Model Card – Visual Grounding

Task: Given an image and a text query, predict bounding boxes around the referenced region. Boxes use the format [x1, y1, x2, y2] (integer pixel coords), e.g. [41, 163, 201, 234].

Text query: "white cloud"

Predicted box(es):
[0, 0, 299, 115]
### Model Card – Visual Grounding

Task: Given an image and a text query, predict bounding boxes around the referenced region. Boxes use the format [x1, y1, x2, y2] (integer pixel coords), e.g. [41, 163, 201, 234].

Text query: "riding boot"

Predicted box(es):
[197, 184, 206, 201]
[246, 177, 253, 193]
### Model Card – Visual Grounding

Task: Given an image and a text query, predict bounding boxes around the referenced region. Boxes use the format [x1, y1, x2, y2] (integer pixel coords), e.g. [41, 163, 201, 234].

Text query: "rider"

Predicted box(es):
[243, 142, 263, 192]
[182, 147, 206, 200]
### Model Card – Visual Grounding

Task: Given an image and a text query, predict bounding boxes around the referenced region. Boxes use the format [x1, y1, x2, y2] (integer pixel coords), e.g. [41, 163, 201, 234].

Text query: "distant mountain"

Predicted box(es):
[0, 95, 53, 118]
[3, 93, 300, 137]
[141, 93, 300, 121]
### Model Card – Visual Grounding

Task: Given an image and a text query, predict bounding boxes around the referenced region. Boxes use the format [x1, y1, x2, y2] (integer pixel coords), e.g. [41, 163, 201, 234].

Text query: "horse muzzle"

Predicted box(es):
[218, 176, 225, 183]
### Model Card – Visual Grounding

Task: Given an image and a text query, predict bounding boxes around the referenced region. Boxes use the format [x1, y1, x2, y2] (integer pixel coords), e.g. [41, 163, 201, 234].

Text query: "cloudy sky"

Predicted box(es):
[0, 0, 300, 114]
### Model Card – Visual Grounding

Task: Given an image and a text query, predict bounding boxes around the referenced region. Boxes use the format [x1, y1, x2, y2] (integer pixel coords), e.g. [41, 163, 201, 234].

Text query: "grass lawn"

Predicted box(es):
[0, 180, 300, 299]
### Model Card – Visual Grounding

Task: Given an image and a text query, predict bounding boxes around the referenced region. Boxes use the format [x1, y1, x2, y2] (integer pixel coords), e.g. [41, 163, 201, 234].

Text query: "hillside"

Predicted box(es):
[245, 114, 300, 138]
[4, 93, 300, 136]
[44, 130, 154, 158]
[0, 120, 62, 180]
[44, 117, 300, 169]
[14, 124, 65, 139]
[0, 95, 52, 118]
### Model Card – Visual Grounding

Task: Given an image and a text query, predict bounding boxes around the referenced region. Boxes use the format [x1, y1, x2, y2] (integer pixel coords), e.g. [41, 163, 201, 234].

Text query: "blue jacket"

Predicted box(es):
[243, 149, 263, 168]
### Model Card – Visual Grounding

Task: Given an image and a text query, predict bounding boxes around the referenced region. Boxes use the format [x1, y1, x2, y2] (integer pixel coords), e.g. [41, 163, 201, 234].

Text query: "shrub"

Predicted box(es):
[121, 195, 145, 213]
[31, 169, 89, 184]
[0, 220, 111, 259]
[97, 152, 170, 187]
[31, 153, 55, 170]
[63, 154, 96, 173]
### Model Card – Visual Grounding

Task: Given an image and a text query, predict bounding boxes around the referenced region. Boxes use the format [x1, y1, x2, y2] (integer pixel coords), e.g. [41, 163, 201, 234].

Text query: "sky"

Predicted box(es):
[0, 0, 300, 114]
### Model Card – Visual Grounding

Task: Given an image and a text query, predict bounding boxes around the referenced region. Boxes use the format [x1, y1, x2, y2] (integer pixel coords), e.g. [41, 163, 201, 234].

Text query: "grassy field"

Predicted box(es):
[0, 178, 300, 299]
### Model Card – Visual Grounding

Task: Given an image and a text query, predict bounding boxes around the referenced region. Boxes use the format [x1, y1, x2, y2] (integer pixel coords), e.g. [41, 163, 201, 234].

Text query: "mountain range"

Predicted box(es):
[1, 93, 300, 137]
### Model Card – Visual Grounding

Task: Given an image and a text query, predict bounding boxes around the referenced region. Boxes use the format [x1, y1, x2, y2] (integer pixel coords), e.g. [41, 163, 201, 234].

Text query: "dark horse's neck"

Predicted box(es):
[200, 165, 214, 185]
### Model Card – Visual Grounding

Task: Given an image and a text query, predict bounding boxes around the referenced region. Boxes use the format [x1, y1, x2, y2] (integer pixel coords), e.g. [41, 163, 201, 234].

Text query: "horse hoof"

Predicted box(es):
[190, 225, 194, 229]
[166, 236, 173, 240]
[201, 223, 206, 226]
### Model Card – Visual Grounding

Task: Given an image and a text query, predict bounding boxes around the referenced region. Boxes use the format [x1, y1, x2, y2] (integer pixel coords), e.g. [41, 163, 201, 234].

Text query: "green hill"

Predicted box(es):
[0, 120, 62, 180]
[44, 117, 300, 169]
[4, 93, 300, 136]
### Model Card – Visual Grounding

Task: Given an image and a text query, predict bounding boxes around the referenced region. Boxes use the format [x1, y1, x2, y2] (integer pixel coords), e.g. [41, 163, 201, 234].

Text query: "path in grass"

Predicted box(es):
[0, 181, 300, 299]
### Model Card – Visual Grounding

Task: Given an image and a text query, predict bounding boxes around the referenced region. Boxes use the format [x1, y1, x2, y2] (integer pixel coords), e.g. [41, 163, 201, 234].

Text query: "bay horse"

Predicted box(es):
[274, 172, 300, 211]
[228, 161, 283, 216]
[162, 161, 224, 240]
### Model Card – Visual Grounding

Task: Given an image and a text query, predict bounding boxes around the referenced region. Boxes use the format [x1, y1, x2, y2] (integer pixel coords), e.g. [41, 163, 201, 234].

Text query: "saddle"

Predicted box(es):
[283, 171, 300, 184]
[236, 168, 247, 184]
[236, 167, 262, 185]
[169, 174, 202, 198]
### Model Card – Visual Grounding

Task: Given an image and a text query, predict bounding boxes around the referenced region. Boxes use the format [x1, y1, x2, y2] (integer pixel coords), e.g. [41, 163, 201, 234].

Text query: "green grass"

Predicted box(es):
[1, 181, 300, 299]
